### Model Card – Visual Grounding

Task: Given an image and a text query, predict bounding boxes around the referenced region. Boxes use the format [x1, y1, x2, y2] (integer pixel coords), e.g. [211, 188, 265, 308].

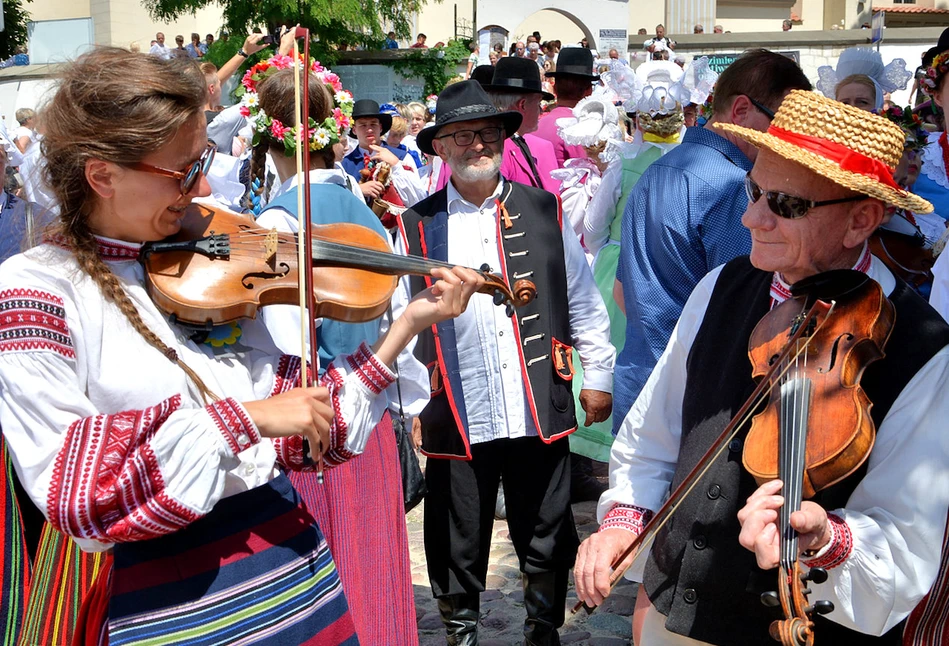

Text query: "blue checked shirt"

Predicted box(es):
[613, 126, 753, 432]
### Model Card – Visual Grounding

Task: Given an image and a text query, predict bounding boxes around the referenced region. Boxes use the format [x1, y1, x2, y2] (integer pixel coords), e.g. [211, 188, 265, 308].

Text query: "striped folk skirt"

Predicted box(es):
[289, 414, 418, 645]
[108, 474, 358, 646]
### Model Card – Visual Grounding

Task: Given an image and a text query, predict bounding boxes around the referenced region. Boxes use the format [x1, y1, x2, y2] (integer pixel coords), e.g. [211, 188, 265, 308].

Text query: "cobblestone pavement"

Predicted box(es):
[408, 457, 636, 645]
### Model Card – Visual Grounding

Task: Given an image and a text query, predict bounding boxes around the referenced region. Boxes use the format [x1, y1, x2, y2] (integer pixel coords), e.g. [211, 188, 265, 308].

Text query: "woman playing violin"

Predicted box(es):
[0, 48, 483, 645]
[575, 91, 949, 645]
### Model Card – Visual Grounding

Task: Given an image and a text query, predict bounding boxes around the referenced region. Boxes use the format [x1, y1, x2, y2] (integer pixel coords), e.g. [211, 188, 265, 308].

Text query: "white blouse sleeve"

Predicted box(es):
[0, 315, 261, 547]
[583, 160, 623, 255]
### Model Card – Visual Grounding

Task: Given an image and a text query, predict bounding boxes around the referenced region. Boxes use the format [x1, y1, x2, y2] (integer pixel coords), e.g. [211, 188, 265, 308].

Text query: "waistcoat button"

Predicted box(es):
[693, 535, 707, 550]
[707, 484, 721, 500]
[683, 588, 697, 603]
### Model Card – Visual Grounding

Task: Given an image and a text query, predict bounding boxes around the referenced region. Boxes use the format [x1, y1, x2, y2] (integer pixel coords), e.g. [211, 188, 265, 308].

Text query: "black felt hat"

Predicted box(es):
[545, 47, 599, 80]
[470, 64, 496, 88]
[488, 57, 555, 101]
[416, 80, 522, 156]
[350, 99, 392, 134]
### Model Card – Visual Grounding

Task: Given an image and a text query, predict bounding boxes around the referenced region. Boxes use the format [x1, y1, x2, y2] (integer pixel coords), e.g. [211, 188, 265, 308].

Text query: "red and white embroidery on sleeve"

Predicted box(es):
[271, 343, 395, 470]
[801, 512, 853, 571]
[47, 394, 259, 543]
[600, 503, 655, 535]
[0, 289, 75, 358]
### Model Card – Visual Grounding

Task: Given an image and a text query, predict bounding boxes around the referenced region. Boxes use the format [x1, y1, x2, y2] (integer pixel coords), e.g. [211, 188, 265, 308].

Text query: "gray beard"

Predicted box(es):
[452, 151, 502, 183]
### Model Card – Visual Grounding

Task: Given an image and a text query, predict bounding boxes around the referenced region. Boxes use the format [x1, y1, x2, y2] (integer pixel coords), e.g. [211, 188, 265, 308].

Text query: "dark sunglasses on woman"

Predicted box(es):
[127, 145, 216, 195]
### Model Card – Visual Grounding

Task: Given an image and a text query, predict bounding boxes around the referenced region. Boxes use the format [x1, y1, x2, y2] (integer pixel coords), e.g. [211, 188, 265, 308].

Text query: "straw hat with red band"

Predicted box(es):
[714, 89, 933, 214]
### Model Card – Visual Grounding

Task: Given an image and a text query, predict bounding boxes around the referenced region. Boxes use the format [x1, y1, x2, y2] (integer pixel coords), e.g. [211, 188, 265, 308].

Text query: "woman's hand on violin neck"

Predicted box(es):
[372, 266, 485, 367]
[737, 480, 832, 570]
[407, 266, 485, 332]
[574, 528, 638, 607]
[242, 387, 333, 459]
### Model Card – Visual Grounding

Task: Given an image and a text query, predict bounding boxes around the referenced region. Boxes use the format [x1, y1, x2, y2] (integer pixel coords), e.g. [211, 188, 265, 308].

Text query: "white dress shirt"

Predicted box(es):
[432, 177, 614, 444]
[601, 256, 949, 635]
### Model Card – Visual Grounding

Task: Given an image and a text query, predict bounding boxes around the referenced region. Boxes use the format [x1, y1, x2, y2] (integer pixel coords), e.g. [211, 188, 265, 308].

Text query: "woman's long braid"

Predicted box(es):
[63, 218, 220, 403]
[246, 140, 270, 214]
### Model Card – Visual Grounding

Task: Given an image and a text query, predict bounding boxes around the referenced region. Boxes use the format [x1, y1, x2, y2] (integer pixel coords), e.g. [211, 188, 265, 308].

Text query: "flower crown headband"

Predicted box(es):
[236, 53, 355, 155]
[877, 105, 929, 151]
[922, 51, 949, 97]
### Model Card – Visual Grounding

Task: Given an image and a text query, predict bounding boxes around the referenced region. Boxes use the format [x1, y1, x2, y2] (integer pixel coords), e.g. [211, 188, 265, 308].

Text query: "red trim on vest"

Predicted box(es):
[417, 220, 472, 461]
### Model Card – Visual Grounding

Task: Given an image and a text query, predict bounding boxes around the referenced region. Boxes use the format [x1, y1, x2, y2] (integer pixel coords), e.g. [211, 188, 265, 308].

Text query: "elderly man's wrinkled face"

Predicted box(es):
[432, 118, 504, 183]
[741, 149, 875, 285]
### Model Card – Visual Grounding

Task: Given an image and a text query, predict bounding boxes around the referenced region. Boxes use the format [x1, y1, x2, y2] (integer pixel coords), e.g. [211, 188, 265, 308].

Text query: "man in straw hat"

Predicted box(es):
[575, 89, 949, 645]
[401, 80, 614, 645]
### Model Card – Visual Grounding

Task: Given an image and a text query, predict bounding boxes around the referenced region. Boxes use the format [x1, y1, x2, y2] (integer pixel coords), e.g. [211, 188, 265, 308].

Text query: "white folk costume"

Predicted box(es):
[0, 238, 396, 644]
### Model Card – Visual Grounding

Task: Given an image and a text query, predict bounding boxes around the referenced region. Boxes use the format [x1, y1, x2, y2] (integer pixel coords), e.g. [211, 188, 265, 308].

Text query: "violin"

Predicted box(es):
[140, 203, 536, 328]
[574, 270, 894, 646]
[743, 270, 894, 645]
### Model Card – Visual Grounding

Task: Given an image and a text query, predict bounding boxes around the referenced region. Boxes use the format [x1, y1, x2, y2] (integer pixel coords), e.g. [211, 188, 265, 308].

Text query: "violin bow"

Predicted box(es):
[292, 27, 324, 483]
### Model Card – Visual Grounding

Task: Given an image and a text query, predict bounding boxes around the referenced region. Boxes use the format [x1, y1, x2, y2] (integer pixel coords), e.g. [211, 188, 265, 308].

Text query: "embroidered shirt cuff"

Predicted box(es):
[206, 398, 260, 456]
[600, 504, 654, 535]
[346, 341, 396, 395]
[802, 513, 852, 571]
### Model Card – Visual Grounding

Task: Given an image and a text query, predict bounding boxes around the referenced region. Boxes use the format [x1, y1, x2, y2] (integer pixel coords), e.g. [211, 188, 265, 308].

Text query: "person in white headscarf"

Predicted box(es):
[816, 46, 912, 111]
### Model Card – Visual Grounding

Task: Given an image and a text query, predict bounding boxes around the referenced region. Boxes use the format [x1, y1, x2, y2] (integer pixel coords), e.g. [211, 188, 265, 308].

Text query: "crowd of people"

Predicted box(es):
[1, 19, 949, 646]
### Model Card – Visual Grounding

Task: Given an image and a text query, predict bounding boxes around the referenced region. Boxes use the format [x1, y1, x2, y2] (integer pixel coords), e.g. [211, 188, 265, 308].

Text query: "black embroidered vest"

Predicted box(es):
[642, 256, 949, 645]
[399, 180, 576, 459]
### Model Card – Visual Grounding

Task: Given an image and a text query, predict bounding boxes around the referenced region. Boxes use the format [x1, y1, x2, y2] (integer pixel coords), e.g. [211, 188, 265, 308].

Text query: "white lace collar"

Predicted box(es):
[921, 131, 949, 190]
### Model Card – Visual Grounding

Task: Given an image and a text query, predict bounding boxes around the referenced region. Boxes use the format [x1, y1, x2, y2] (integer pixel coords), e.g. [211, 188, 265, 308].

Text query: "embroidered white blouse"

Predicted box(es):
[0, 238, 395, 552]
[600, 255, 949, 635]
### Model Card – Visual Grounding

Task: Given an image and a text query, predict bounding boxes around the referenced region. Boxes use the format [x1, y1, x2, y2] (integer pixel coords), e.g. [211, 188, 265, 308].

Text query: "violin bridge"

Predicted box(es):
[265, 228, 279, 265]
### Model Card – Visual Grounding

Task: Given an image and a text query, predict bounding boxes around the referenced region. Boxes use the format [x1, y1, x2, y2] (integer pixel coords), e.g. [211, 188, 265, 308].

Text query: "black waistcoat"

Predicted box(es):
[642, 256, 949, 645]
[399, 180, 577, 459]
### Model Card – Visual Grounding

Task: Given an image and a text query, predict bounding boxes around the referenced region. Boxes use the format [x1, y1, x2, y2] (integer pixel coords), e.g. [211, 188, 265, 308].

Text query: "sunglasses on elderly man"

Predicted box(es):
[744, 172, 865, 220]
[127, 145, 216, 195]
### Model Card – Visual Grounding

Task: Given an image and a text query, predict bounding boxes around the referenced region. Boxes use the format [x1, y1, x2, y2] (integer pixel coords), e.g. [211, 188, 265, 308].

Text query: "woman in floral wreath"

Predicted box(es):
[242, 55, 428, 644]
[0, 47, 482, 645]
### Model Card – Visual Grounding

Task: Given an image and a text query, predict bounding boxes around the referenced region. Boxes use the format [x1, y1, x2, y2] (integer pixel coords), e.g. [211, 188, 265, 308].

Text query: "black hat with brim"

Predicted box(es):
[470, 64, 496, 88]
[350, 98, 392, 135]
[545, 47, 599, 81]
[486, 57, 555, 101]
[417, 80, 522, 156]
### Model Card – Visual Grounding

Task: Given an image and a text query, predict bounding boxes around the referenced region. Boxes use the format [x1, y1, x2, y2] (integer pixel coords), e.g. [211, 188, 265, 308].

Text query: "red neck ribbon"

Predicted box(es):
[767, 126, 904, 193]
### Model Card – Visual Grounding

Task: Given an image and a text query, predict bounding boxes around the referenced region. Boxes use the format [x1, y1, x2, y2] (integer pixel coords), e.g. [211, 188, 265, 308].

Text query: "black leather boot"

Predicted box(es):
[437, 593, 480, 646]
[523, 570, 568, 646]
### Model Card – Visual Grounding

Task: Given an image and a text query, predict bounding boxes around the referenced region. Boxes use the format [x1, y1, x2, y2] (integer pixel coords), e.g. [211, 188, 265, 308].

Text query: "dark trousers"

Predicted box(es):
[424, 436, 579, 597]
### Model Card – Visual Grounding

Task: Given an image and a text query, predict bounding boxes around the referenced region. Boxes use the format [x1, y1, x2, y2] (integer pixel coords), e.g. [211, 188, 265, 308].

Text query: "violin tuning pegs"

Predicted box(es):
[480, 263, 492, 273]
[760, 591, 781, 608]
[505, 302, 515, 318]
[808, 600, 835, 616]
[493, 290, 505, 306]
[805, 567, 829, 584]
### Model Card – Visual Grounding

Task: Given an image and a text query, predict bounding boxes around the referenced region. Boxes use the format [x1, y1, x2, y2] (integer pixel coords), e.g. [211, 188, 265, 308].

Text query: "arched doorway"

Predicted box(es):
[510, 9, 588, 48]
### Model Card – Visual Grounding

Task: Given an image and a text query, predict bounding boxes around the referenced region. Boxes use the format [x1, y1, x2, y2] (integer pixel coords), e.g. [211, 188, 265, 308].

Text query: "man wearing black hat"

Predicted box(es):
[436, 57, 560, 194]
[341, 98, 415, 201]
[401, 80, 614, 646]
[534, 47, 598, 167]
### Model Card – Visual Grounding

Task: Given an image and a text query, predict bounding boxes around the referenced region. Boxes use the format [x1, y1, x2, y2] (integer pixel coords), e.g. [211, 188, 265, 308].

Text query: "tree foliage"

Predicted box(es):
[0, 0, 32, 61]
[388, 40, 468, 98]
[143, 0, 432, 58]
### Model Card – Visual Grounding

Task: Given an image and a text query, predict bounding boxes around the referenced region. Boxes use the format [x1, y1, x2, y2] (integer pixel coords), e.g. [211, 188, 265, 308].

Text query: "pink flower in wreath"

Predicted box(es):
[240, 105, 251, 117]
[270, 55, 293, 70]
[270, 121, 289, 139]
[333, 108, 350, 130]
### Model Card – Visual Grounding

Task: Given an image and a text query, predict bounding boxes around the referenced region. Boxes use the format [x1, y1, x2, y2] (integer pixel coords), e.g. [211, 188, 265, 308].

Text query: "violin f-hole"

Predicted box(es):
[817, 333, 854, 374]
[242, 263, 291, 289]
